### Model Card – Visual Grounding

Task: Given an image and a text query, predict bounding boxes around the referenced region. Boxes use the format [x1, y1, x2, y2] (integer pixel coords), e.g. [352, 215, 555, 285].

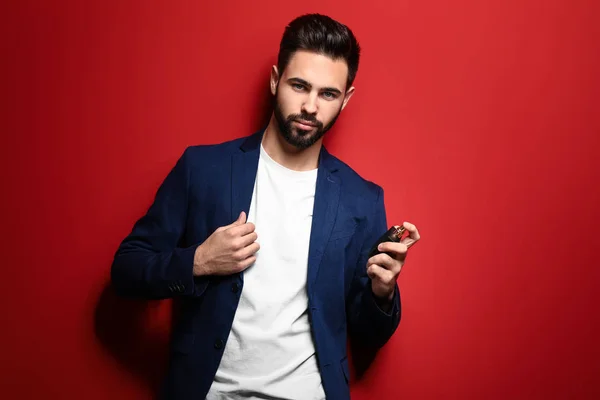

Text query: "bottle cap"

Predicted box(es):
[392, 225, 406, 240]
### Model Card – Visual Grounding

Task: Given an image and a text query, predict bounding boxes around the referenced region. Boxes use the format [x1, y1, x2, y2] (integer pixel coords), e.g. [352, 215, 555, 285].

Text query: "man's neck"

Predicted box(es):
[261, 117, 322, 171]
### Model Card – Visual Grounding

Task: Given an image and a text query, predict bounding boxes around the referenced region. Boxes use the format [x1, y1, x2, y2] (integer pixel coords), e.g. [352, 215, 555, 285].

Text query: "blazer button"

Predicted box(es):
[214, 339, 224, 349]
[231, 283, 240, 293]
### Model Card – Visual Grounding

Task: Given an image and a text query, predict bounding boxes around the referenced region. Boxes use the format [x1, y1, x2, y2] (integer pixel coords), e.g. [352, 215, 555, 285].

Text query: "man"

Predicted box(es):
[111, 13, 420, 400]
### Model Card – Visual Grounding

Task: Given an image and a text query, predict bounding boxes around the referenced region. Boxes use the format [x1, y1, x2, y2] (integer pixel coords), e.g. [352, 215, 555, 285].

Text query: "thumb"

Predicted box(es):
[216, 211, 246, 232]
[234, 211, 246, 225]
[215, 211, 246, 232]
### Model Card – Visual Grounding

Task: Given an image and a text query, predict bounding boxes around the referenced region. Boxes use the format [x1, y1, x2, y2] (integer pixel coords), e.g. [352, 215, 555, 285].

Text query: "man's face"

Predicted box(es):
[272, 50, 355, 150]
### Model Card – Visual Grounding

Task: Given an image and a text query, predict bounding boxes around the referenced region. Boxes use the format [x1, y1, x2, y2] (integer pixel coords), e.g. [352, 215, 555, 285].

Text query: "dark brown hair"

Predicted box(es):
[277, 14, 361, 90]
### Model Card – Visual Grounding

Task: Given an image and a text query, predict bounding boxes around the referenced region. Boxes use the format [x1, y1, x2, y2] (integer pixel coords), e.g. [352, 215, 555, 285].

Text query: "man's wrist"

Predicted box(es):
[193, 245, 207, 277]
[373, 287, 394, 313]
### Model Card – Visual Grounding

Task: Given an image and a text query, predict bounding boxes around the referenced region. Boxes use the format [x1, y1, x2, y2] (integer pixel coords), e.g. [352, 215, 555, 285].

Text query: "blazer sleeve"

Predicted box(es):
[110, 147, 209, 300]
[346, 185, 401, 348]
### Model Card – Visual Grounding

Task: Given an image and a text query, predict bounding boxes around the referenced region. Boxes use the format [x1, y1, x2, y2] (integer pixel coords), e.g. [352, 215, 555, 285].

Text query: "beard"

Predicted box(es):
[273, 91, 342, 150]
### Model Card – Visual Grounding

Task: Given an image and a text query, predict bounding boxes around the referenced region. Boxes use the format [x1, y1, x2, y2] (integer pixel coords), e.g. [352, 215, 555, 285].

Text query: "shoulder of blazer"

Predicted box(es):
[180, 132, 259, 168]
[324, 150, 384, 203]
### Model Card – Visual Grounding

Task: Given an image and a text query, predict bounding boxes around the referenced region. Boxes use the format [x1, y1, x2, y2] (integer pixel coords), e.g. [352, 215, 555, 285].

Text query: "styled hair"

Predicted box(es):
[277, 14, 361, 90]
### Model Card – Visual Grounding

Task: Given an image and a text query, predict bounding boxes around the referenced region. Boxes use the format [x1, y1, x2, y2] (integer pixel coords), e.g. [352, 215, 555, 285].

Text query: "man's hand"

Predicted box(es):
[367, 221, 421, 302]
[193, 211, 260, 277]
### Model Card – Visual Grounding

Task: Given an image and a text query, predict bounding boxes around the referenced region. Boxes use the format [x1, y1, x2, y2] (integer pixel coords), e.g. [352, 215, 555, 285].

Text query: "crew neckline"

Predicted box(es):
[260, 143, 318, 177]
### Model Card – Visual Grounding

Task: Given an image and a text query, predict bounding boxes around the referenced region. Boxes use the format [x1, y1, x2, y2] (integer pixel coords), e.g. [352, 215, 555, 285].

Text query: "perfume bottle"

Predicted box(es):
[368, 225, 406, 258]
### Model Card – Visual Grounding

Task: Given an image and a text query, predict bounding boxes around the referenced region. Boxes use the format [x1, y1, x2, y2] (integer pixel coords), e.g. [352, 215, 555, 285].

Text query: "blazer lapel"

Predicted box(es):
[307, 146, 340, 297]
[231, 132, 341, 298]
[231, 130, 263, 221]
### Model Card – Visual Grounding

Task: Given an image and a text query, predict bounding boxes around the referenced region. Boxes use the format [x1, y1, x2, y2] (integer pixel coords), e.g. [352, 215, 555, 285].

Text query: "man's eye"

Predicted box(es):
[323, 92, 335, 99]
[293, 84, 305, 90]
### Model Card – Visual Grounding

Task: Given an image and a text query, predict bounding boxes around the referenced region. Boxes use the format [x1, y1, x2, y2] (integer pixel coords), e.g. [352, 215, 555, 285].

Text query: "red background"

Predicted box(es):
[3, 0, 599, 399]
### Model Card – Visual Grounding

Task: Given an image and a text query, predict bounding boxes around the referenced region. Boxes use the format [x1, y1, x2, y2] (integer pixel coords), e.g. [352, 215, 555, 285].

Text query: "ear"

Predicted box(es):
[270, 65, 280, 96]
[341, 86, 355, 111]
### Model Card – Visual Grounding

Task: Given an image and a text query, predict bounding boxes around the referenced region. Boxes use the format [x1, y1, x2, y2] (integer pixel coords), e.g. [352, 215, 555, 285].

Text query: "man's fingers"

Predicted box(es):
[376, 242, 408, 259]
[367, 264, 395, 285]
[221, 211, 256, 237]
[368, 251, 402, 275]
[235, 241, 260, 261]
[216, 211, 247, 232]
[368, 252, 395, 269]
[236, 255, 257, 272]
[229, 220, 256, 237]
[401, 221, 420, 248]
[366, 263, 380, 280]
[367, 222, 419, 281]
[231, 231, 259, 251]
[239, 231, 259, 248]
[228, 211, 246, 227]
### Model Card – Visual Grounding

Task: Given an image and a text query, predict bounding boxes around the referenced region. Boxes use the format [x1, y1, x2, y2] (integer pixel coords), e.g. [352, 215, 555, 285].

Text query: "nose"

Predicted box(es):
[302, 92, 318, 115]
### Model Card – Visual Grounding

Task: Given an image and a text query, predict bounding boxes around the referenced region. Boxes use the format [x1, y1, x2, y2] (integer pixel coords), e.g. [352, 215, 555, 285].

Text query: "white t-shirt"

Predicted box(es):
[206, 143, 325, 400]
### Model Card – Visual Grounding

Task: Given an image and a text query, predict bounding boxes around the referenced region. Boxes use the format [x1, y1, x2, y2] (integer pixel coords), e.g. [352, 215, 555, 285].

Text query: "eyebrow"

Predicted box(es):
[287, 77, 343, 95]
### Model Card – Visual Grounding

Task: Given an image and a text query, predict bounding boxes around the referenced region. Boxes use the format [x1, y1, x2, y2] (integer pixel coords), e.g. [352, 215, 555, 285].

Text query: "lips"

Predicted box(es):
[295, 120, 317, 128]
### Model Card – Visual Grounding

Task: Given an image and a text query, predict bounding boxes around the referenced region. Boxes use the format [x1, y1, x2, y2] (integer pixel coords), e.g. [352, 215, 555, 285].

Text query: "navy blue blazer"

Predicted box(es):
[111, 129, 401, 399]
